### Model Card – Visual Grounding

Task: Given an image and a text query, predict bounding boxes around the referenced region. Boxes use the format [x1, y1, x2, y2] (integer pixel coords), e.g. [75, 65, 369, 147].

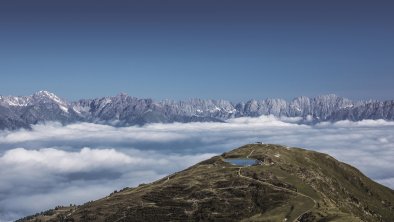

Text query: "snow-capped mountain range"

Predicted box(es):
[0, 91, 393, 130]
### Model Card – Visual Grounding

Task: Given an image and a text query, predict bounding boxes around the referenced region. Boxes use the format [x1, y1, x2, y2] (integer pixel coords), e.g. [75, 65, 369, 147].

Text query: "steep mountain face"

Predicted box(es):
[0, 91, 393, 130]
[18, 144, 394, 222]
[0, 91, 81, 129]
[0, 106, 30, 130]
[72, 95, 232, 126]
[328, 101, 394, 121]
[234, 95, 357, 120]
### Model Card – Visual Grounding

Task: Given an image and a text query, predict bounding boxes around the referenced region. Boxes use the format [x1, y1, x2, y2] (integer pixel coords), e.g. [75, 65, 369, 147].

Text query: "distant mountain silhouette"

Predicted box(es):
[1, 91, 393, 130]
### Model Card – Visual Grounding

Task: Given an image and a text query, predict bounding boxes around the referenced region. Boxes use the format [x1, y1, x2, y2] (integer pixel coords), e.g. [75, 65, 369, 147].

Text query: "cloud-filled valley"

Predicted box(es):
[1, 116, 394, 221]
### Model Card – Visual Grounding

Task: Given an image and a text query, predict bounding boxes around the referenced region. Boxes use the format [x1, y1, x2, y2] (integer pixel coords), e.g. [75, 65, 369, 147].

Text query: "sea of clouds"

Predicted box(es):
[0, 115, 393, 221]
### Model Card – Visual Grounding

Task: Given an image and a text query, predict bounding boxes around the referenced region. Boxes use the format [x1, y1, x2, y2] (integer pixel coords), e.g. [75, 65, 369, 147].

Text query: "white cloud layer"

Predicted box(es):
[0, 115, 393, 221]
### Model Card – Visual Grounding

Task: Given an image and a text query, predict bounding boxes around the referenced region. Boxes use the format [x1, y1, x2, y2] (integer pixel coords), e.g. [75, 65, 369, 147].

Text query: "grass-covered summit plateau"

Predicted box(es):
[19, 144, 394, 222]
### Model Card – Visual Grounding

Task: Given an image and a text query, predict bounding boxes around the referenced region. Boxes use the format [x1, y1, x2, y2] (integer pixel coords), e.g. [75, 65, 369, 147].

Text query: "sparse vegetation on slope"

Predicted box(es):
[18, 144, 394, 222]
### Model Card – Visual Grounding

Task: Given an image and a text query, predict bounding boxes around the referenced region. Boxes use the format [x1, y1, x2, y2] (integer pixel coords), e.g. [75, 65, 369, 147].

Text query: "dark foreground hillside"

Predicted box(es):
[19, 144, 394, 222]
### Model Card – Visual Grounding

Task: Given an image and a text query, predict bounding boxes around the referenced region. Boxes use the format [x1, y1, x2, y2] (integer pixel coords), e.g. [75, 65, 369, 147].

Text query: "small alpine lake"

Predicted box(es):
[224, 158, 259, 166]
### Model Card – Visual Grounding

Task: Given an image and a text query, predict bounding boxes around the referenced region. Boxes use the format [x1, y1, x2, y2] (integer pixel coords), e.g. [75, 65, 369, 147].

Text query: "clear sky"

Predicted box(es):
[0, 0, 393, 101]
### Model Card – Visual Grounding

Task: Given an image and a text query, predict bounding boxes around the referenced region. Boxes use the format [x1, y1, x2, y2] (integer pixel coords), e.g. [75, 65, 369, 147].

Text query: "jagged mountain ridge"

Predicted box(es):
[0, 91, 392, 130]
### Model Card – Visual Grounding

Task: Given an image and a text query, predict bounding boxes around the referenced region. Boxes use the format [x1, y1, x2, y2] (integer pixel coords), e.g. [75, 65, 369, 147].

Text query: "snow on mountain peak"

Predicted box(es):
[33, 90, 63, 101]
[32, 90, 69, 112]
[34, 90, 59, 99]
[1, 92, 393, 131]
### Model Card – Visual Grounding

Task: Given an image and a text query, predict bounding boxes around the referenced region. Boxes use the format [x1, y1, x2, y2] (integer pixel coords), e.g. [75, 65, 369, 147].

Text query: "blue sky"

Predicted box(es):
[0, 0, 393, 101]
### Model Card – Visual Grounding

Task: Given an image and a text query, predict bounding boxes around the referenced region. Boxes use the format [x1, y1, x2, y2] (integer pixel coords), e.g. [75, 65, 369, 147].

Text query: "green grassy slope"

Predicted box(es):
[18, 144, 394, 222]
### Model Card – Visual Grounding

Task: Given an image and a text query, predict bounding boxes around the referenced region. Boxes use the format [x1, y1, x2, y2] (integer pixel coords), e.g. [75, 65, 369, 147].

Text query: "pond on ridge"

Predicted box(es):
[224, 158, 259, 166]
